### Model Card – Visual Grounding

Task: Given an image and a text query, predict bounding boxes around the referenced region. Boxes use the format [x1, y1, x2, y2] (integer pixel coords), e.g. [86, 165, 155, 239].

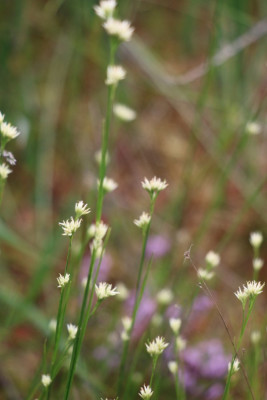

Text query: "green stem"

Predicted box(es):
[63, 249, 97, 400]
[149, 356, 158, 387]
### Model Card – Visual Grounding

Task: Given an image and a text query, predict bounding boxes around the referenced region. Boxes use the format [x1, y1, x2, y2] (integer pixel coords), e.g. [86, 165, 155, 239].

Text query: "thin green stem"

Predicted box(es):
[149, 356, 158, 387]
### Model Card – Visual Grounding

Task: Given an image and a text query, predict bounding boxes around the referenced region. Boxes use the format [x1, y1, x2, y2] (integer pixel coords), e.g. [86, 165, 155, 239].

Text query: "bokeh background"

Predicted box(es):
[0, 0, 266, 399]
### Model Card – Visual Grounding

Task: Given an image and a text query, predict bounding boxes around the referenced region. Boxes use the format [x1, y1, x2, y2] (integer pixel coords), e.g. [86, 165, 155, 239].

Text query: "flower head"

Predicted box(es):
[198, 268, 214, 281]
[67, 323, 78, 340]
[41, 374, 52, 387]
[59, 217, 81, 236]
[1, 121, 20, 141]
[105, 65, 126, 85]
[94, 0, 116, 19]
[168, 361, 178, 375]
[251, 330, 261, 344]
[88, 221, 109, 240]
[57, 273, 70, 288]
[95, 282, 119, 300]
[205, 251, 220, 268]
[228, 359, 239, 374]
[246, 121, 261, 135]
[176, 336, 186, 351]
[134, 212, 151, 229]
[253, 258, 264, 271]
[169, 318, 181, 335]
[48, 318, 57, 332]
[139, 384, 153, 399]
[103, 18, 134, 41]
[113, 103, 136, 121]
[75, 201, 90, 218]
[142, 176, 168, 198]
[122, 316, 132, 332]
[146, 336, 169, 357]
[0, 111, 4, 123]
[244, 280, 265, 297]
[156, 288, 173, 305]
[101, 177, 118, 192]
[250, 232, 263, 248]
[0, 163, 12, 180]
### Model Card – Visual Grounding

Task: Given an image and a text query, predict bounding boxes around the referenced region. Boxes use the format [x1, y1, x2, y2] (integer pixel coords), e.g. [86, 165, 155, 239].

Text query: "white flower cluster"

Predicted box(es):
[134, 212, 151, 229]
[113, 103, 136, 121]
[139, 384, 153, 399]
[67, 323, 78, 340]
[176, 336, 186, 351]
[146, 336, 169, 357]
[142, 176, 168, 198]
[94, 0, 116, 19]
[75, 201, 90, 218]
[59, 217, 82, 237]
[205, 250, 220, 268]
[235, 280, 265, 308]
[168, 361, 178, 375]
[95, 282, 119, 300]
[88, 221, 109, 258]
[41, 374, 52, 387]
[57, 273, 70, 288]
[156, 288, 173, 305]
[246, 121, 261, 135]
[121, 316, 132, 341]
[0, 112, 20, 143]
[228, 359, 240, 374]
[169, 318, 181, 335]
[105, 65, 126, 86]
[198, 250, 220, 281]
[250, 232, 263, 249]
[0, 163, 12, 180]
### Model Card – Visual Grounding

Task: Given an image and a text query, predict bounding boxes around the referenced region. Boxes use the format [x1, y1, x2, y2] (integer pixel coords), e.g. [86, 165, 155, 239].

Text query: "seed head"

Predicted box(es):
[142, 176, 168, 198]
[105, 65, 126, 85]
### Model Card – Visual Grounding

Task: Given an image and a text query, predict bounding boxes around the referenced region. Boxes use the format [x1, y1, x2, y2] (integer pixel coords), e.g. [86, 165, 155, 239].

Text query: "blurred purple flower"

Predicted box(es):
[80, 253, 112, 284]
[146, 235, 171, 258]
[165, 303, 182, 319]
[125, 292, 157, 340]
[183, 340, 230, 380]
[206, 383, 224, 400]
[192, 295, 212, 313]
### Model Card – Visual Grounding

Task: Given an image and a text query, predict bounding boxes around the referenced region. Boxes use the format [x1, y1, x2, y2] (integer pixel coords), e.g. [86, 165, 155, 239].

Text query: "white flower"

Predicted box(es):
[146, 336, 169, 356]
[0, 163, 12, 179]
[176, 336, 186, 351]
[205, 251, 220, 268]
[228, 359, 240, 374]
[244, 280, 265, 297]
[113, 103, 136, 121]
[88, 221, 108, 240]
[134, 212, 151, 229]
[122, 316, 132, 332]
[168, 361, 178, 374]
[198, 268, 214, 281]
[142, 176, 168, 197]
[41, 374, 52, 387]
[94, 149, 110, 165]
[48, 318, 57, 332]
[67, 323, 78, 340]
[0, 111, 4, 123]
[253, 258, 264, 271]
[100, 177, 118, 192]
[139, 384, 153, 399]
[75, 201, 90, 217]
[105, 65, 126, 85]
[95, 282, 119, 300]
[246, 121, 261, 135]
[90, 237, 104, 258]
[0, 121, 20, 141]
[156, 288, 173, 305]
[103, 18, 134, 41]
[251, 330, 261, 344]
[57, 273, 70, 288]
[116, 282, 129, 300]
[121, 330, 130, 341]
[250, 232, 263, 248]
[94, 0, 116, 19]
[234, 287, 249, 308]
[59, 217, 82, 236]
[169, 318, 181, 335]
